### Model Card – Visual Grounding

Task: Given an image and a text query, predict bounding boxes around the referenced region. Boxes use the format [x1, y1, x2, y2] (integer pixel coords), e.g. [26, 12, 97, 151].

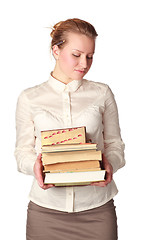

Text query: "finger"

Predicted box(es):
[41, 184, 55, 190]
[36, 166, 44, 187]
[105, 171, 112, 184]
[36, 154, 55, 189]
[37, 153, 42, 162]
[90, 173, 112, 186]
[90, 181, 107, 187]
[38, 176, 44, 188]
[36, 155, 44, 187]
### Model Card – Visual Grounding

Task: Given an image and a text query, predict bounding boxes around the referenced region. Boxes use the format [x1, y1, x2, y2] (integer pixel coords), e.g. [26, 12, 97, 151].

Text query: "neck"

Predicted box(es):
[51, 72, 67, 85]
[52, 65, 71, 85]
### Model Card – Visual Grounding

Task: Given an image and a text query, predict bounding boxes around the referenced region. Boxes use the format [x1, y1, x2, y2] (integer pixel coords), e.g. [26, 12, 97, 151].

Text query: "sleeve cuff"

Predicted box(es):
[104, 151, 125, 173]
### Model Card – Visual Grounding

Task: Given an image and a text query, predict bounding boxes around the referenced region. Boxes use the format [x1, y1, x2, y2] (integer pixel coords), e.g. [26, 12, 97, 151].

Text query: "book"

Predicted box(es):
[41, 126, 86, 146]
[42, 143, 97, 153]
[44, 170, 106, 186]
[43, 160, 101, 173]
[42, 149, 102, 165]
[44, 168, 101, 173]
[41, 126, 104, 186]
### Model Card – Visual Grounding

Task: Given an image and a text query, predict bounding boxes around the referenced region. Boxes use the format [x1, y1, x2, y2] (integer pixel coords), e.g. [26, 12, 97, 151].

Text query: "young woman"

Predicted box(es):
[15, 18, 125, 240]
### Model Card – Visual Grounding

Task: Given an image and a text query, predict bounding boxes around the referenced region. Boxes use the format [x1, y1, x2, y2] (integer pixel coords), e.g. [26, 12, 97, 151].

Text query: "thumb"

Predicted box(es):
[37, 153, 42, 162]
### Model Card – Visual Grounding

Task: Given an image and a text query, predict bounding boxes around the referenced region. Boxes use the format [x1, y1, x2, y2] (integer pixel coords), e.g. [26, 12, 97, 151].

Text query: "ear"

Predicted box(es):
[52, 45, 60, 60]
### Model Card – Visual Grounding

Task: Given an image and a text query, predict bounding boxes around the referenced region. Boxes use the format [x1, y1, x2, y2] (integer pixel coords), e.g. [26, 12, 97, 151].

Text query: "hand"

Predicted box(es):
[90, 154, 113, 187]
[33, 153, 55, 190]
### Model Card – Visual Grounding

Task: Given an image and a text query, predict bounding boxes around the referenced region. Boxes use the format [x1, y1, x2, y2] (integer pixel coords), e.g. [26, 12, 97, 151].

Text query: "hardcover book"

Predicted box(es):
[42, 143, 97, 153]
[41, 126, 105, 186]
[41, 126, 86, 146]
[42, 149, 102, 165]
[43, 160, 101, 173]
[44, 170, 106, 186]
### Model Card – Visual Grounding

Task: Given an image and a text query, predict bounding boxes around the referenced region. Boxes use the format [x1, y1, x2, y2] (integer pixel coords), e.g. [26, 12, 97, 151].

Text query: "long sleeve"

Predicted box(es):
[14, 76, 125, 212]
[103, 87, 125, 173]
[14, 91, 37, 176]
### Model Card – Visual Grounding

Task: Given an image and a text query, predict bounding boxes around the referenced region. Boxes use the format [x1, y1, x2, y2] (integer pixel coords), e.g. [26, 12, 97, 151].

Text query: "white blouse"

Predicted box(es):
[14, 74, 125, 212]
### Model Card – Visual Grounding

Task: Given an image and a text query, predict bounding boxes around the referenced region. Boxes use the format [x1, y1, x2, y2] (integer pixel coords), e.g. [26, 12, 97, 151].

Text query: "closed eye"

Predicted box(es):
[87, 56, 93, 59]
[73, 54, 93, 60]
[72, 54, 80, 57]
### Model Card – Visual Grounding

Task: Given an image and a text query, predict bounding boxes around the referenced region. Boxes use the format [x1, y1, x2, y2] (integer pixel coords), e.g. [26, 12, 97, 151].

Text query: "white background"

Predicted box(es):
[1, 0, 159, 239]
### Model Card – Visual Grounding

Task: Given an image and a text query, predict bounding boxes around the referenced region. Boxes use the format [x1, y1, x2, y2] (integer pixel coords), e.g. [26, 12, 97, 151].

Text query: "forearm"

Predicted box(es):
[104, 139, 125, 173]
[15, 91, 37, 176]
[103, 87, 125, 173]
[14, 148, 37, 176]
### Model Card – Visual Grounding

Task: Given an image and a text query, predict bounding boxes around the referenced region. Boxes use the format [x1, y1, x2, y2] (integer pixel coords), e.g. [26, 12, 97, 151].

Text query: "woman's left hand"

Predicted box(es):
[90, 154, 113, 187]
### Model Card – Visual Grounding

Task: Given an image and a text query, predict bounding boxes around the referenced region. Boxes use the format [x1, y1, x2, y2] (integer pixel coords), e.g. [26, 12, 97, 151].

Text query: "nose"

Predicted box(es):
[80, 56, 87, 69]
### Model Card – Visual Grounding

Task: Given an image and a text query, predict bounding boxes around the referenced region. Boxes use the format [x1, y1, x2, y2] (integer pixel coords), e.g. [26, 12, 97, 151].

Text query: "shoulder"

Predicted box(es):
[18, 81, 48, 102]
[82, 79, 112, 95]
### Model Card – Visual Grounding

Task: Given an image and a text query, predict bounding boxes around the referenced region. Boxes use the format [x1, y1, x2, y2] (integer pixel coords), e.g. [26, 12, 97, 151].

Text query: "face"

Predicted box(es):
[53, 32, 95, 83]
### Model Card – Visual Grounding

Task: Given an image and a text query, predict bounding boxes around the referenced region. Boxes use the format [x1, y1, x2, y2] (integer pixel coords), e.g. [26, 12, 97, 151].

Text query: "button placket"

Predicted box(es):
[62, 91, 72, 127]
[66, 187, 74, 212]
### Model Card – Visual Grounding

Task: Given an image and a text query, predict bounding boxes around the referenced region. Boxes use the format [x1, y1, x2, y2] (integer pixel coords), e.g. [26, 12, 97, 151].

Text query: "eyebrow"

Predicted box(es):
[72, 49, 95, 54]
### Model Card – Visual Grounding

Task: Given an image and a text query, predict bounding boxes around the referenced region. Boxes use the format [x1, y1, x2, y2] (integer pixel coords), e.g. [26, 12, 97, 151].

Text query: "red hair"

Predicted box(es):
[50, 18, 98, 49]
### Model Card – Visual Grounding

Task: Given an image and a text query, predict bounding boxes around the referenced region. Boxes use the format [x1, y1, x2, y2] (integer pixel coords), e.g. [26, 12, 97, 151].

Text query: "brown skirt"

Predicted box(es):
[26, 199, 117, 240]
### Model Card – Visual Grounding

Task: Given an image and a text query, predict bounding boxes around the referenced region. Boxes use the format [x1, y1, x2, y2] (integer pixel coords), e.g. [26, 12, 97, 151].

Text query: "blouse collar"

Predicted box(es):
[48, 73, 83, 93]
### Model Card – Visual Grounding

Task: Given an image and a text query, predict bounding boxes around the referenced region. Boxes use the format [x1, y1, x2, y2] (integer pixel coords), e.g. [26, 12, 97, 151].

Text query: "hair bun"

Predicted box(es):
[50, 27, 55, 38]
[50, 21, 63, 39]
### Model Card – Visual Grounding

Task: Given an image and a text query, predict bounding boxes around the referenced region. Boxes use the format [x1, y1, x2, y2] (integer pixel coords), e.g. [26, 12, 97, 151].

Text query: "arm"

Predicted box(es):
[91, 86, 125, 187]
[14, 91, 55, 189]
[103, 86, 125, 173]
[14, 91, 37, 175]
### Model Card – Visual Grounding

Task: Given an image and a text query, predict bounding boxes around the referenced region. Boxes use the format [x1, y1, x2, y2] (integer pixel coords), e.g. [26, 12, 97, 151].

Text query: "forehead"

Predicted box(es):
[65, 32, 95, 53]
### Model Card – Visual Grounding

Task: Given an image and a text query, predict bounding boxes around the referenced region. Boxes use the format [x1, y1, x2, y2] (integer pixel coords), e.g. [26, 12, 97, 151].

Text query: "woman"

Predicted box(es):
[15, 18, 125, 240]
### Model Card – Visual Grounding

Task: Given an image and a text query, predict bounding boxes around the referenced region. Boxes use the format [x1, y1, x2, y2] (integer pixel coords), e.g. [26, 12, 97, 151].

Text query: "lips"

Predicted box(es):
[75, 69, 86, 74]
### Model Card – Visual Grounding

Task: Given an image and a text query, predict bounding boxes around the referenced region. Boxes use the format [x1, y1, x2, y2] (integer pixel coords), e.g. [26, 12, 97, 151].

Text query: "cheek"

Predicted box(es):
[86, 60, 93, 72]
[88, 60, 93, 68]
[60, 54, 77, 69]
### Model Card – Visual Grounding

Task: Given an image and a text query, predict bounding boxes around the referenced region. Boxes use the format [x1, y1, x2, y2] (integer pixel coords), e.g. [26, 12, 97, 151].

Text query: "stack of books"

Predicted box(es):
[41, 126, 106, 186]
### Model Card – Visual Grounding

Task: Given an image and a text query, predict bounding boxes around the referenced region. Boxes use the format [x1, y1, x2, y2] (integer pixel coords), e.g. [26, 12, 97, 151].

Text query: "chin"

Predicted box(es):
[74, 72, 86, 80]
[75, 77, 84, 81]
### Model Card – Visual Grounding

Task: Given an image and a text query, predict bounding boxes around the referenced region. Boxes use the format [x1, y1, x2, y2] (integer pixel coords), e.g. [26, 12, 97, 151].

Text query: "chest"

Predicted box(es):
[31, 92, 105, 140]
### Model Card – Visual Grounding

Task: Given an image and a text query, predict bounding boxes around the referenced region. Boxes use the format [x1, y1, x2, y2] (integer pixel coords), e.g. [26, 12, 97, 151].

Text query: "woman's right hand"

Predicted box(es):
[33, 153, 55, 190]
